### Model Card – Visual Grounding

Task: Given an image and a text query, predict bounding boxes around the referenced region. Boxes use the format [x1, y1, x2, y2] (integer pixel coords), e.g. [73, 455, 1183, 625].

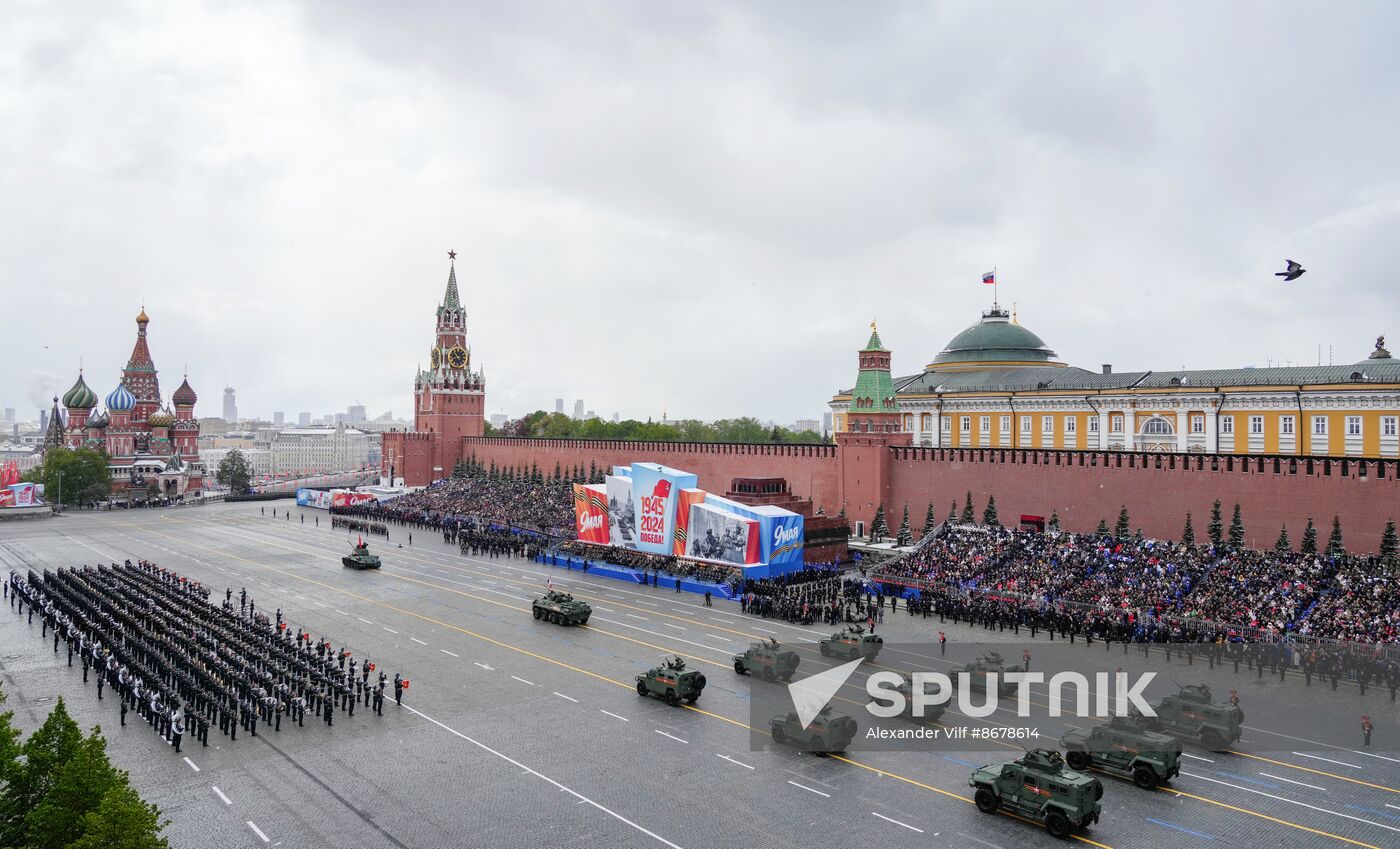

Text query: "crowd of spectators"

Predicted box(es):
[339, 472, 575, 537]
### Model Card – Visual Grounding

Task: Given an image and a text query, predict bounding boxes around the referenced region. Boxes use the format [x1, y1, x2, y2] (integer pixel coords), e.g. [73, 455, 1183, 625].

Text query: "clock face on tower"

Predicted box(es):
[447, 346, 468, 369]
[430, 348, 441, 369]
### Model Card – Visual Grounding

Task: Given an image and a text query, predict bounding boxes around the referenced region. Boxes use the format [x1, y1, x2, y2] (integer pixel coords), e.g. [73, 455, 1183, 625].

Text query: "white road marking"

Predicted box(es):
[247, 821, 270, 843]
[704, 634, 729, 642]
[600, 710, 629, 722]
[511, 675, 536, 686]
[383, 627, 398, 634]
[335, 609, 349, 615]
[662, 623, 686, 631]
[710, 617, 735, 624]
[626, 613, 647, 620]
[871, 812, 923, 833]
[1260, 773, 1326, 791]
[670, 608, 690, 614]
[717, 753, 754, 769]
[440, 649, 459, 657]
[787, 780, 830, 798]
[312, 602, 327, 607]
[594, 606, 615, 612]
[1182, 771, 1400, 833]
[403, 705, 683, 849]
[474, 662, 493, 670]
[554, 692, 578, 702]
[295, 595, 306, 600]
[183, 756, 199, 772]
[410, 637, 427, 645]
[754, 627, 777, 634]
[654, 730, 688, 744]
[212, 785, 231, 805]
[357, 617, 372, 624]
[632, 600, 658, 607]
[1387, 803, 1400, 812]
[1180, 752, 1215, 763]
[1292, 752, 1361, 769]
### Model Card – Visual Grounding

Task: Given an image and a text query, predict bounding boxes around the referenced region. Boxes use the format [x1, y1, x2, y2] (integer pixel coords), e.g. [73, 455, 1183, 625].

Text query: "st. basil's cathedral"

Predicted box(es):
[43, 307, 204, 501]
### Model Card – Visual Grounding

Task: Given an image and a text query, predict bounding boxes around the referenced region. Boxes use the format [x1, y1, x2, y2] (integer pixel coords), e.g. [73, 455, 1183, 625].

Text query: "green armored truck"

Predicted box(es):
[869, 676, 948, 725]
[958, 651, 1018, 696]
[532, 589, 592, 626]
[770, 705, 858, 755]
[733, 637, 800, 682]
[636, 656, 706, 706]
[342, 540, 381, 570]
[1062, 715, 1182, 788]
[1133, 683, 1242, 751]
[818, 625, 883, 661]
[969, 749, 1103, 840]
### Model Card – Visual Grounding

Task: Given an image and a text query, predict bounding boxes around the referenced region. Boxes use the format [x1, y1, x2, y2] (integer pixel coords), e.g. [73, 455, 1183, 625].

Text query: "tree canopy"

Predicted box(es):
[24, 448, 110, 506]
[487, 411, 826, 444]
[215, 449, 252, 495]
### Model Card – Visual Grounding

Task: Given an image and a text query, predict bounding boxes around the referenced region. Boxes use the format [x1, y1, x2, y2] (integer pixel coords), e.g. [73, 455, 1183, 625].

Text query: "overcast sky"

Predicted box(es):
[3, 1, 1397, 426]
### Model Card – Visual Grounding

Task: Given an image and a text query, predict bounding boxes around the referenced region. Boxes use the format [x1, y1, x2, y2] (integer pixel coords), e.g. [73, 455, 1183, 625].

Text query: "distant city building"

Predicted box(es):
[273, 411, 284, 425]
[40, 409, 49, 432]
[322, 414, 335, 425]
[586, 410, 596, 420]
[3, 408, 13, 425]
[555, 398, 564, 414]
[297, 411, 311, 426]
[822, 412, 833, 433]
[612, 411, 620, 423]
[222, 387, 237, 423]
[270, 425, 370, 475]
[347, 403, 366, 423]
[573, 399, 584, 420]
[489, 413, 509, 429]
[334, 412, 347, 425]
[793, 419, 821, 434]
[352, 417, 413, 434]
[199, 446, 272, 478]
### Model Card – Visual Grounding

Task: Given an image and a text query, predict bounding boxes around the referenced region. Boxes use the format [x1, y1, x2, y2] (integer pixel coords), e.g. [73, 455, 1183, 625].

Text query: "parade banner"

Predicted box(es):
[684, 502, 760, 564]
[699, 496, 804, 565]
[627, 462, 698, 555]
[573, 483, 610, 544]
[605, 474, 635, 548]
[0, 489, 14, 508]
[9, 482, 36, 506]
[296, 488, 334, 509]
[331, 491, 376, 508]
[671, 488, 707, 556]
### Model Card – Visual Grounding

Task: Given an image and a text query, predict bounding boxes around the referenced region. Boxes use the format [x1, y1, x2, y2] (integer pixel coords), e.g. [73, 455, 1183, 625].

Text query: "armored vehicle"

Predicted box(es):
[636, 656, 706, 706]
[1062, 715, 1181, 788]
[532, 589, 592, 625]
[870, 677, 947, 725]
[733, 638, 800, 682]
[818, 625, 883, 661]
[1132, 683, 1242, 750]
[770, 705, 858, 754]
[958, 651, 1018, 696]
[342, 540, 381, 570]
[969, 749, 1104, 840]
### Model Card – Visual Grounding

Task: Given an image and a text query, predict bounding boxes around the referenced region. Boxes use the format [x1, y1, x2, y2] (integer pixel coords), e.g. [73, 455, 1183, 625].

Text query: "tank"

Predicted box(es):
[818, 625, 883, 661]
[532, 589, 592, 626]
[733, 638, 800, 682]
[1062, 715, 1182, 788]
[770, 705, 858, 754]
[969, 749, 1104, 840]
[636, 656, 706, 706]
[1131, 683, 1242, 751]
[959, 651, 1018, 696]
[341, 540, 381, 570]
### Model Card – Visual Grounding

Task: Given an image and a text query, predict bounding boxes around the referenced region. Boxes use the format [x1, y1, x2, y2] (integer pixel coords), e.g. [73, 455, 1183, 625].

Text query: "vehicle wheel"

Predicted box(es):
[819, 644, 830, 657]
[734, 660, 746, 675]
[1133, 765, 1157, 789]
[665, 690, 680, 707]
[532, 607, 542, 619]
[762, 666, 775, 682]
[1045, 810, 1071, 840]
[811, 736, 826, 753]
[580, 616, 589, 625]
[1065, 750, 1090, 770]
[780, 674, 794, 683]
[695, 674, 706, 689]
[974, 787, 998, 814]
[1201, 729, 1226, 751]
[636, 680, 648, 697]
[686, 696, 697, 704]
[771, 725, 786, 744]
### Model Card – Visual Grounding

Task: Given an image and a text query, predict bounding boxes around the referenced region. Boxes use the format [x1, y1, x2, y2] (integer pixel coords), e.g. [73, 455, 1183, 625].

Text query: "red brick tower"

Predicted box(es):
[836, 322, 909, 531]
[122, 307, 162, 427]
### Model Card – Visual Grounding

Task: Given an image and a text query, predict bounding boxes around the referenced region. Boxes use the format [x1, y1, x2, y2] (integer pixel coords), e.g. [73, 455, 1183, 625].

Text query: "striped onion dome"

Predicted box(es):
[105, 383, 136, 412]
[87, 410, 110, 428]
[62, 372, 98, 410]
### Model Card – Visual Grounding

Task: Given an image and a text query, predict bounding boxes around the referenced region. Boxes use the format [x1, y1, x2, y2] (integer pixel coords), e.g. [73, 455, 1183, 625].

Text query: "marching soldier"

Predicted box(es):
[393, 672, 404, 706]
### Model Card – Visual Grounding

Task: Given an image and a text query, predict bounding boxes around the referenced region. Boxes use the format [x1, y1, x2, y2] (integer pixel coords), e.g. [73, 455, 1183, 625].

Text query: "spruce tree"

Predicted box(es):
[983, 495, 1000, 527]
[896, 505, 913, 547]
[553, 461, 563, 483]
[868, 503, 889, 542]
[25, 727, 123, 849]
[1327, 515, 1345, 556]
[1181, 512, 1195, 547]
[922, 502, 937, 537]
[947, 501, 958, 524]
[961, 492, 975, 524]
[1300, 517, 1318, 556]
[1095, 518, 1111, 537]
[1381, 519, 1399, 564]
[68, 784, 170, 849]
[1228, 504, 1245, 549]
[1274, 525, 1291, 553]
[1208, 499, 1224, 547]
[837, 506, 851, 538]
[589, 461, 597, 482]
[1115, 505, 1131, 539]
[1, 698, 80, 846]
[1048, 509, 1060, 533]
[0, 684, 22, 793]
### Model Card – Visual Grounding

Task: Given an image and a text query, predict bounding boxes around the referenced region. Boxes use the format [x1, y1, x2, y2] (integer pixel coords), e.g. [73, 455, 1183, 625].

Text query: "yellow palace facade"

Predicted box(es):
[832, 306, 1400, 459]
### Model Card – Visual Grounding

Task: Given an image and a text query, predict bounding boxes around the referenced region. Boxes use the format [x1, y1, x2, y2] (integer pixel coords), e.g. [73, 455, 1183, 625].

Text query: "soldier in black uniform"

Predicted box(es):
[393, 672, 404, 706]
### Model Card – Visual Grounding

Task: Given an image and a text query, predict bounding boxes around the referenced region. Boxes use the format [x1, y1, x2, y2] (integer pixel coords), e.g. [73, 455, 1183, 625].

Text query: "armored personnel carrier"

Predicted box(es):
[1131, 683, 1242, 751]
[1062, 715, 1182, 788]
[733, 638, 800, 682]
[532, 589, 592, 626]
[958, 651, 1018, 696]
[770, 705, 858, 754]
[969, 749, 1104, 840]
[636, 656, 706, 706]
[870, 677, 947, 725]
[818, 625, 883, 661]
[342, 540, 382, 570]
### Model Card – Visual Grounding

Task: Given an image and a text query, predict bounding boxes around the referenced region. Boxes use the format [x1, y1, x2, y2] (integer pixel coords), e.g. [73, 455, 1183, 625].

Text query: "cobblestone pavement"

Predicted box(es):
[1, 502, 1398, 849]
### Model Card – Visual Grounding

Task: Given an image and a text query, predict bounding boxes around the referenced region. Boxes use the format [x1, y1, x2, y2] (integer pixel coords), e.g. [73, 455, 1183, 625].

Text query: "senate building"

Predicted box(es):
[831, 305, 1400, 460]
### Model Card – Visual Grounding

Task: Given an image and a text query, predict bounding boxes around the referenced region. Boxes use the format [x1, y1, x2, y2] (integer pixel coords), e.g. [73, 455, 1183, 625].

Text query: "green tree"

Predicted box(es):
[26, 447, 110, 506]
[1379, 519, 1398, 564]
[1327, 515, 1345, 557]
[0, 698, 81, 845]
[25, 727, 122, 849]
[0, 684, 22, 791]
[1115, 505, 1131, 539]
[1228, 504, 1245, 549]
[1048, 509, 1061, 533]
[1095, 518, 1110, 537]
[922, 502, 937, 537]
[960, 492, 975, 524]
[836, 506, 850, 538]
[896, 505, 913, 547]
[1208, 499, 1224, 547]
[868, 503, 889, 541]
[1274, 525, 1291, 553]
[68, 784, 170, 849]
[215, 449, 252, 495]
[983, 495, 1000, 527]
[1300, 516, 1318, 556]
[947, 500, 957, 524]
[1181, 512, 1195, 547]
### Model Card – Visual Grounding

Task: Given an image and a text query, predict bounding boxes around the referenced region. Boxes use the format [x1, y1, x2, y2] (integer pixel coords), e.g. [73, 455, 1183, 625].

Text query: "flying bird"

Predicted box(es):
[1275, 259, 1306, 281]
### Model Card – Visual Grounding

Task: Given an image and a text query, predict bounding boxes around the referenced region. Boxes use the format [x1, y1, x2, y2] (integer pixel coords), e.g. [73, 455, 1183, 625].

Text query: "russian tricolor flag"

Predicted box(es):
[982, 271, 996, 285]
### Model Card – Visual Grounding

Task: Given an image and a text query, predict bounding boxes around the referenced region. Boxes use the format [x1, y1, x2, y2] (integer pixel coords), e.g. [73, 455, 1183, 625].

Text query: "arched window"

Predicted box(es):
[1142, 417, 1173, 436]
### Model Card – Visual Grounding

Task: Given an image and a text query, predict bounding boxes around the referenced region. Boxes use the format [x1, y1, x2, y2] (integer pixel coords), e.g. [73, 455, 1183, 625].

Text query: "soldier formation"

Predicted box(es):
[5, 560, 406, 755]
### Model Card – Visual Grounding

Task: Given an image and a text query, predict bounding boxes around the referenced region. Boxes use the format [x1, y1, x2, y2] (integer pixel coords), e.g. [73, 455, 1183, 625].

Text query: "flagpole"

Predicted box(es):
[994, 265, 998, 310]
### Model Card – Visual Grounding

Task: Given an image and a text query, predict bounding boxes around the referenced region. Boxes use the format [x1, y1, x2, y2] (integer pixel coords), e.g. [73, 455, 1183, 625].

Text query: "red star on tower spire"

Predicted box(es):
[447, 250, 457, 262]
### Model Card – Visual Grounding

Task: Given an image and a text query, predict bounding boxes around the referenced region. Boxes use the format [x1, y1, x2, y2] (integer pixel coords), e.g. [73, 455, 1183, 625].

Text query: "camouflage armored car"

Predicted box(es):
[1132, 683, 1242, 751]
[342, 540, 381, 570]
[636, 656, 706, 706]
[733, 637, 800, 682]
[869, 677, 947, 725]
[1062, 715, 1182, 788]
[770, 705, 858, 755]
[818, 625, 883, 662]
[532, 589, 591, 626]
[958, 651, 1018, 696]
[969, 749, 1104, 840]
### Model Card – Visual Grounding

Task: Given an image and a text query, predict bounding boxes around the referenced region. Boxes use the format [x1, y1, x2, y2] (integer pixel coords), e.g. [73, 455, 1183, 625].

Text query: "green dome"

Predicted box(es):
[62, 372, 98, 410]
[931, 308, 1058, 367]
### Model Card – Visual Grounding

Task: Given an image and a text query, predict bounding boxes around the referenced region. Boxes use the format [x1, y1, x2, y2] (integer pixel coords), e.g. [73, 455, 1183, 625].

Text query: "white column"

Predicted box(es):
[1205, 410, 1218, 454]
[1175, 409, 1189, 453]
[1097, 409, 1109, 449]
[1122, 409, 1136, 450]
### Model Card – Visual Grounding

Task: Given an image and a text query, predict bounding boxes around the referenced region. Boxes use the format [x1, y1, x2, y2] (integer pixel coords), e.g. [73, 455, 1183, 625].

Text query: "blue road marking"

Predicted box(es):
[1146, 817, 1216, 840]
[1216, 771, 1280, 790]
[1345, 804, 1400, 822]
[942, 755, 979, 768]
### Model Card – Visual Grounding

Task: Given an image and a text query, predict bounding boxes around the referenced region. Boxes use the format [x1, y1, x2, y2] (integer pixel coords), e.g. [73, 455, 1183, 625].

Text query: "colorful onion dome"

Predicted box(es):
[136, 306, 150, 324]
[172, 376, 198, 406]
[147, 406, 175, 428]
[87, 410, 110, 429]
[105, 383, 136, 412]
[62, 372, 98, 410]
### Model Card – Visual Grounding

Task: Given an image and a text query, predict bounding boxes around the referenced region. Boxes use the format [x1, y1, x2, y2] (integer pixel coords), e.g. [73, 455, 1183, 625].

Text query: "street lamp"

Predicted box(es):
[54, 468, 63, 512]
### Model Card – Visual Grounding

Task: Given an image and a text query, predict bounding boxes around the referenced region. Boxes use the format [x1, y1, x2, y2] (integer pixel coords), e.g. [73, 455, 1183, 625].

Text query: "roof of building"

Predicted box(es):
[105, 383, 136, 412]
[172, 376, 198, 406]
[62, 371, 98, 410]
[930, 308, 1059, 367]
